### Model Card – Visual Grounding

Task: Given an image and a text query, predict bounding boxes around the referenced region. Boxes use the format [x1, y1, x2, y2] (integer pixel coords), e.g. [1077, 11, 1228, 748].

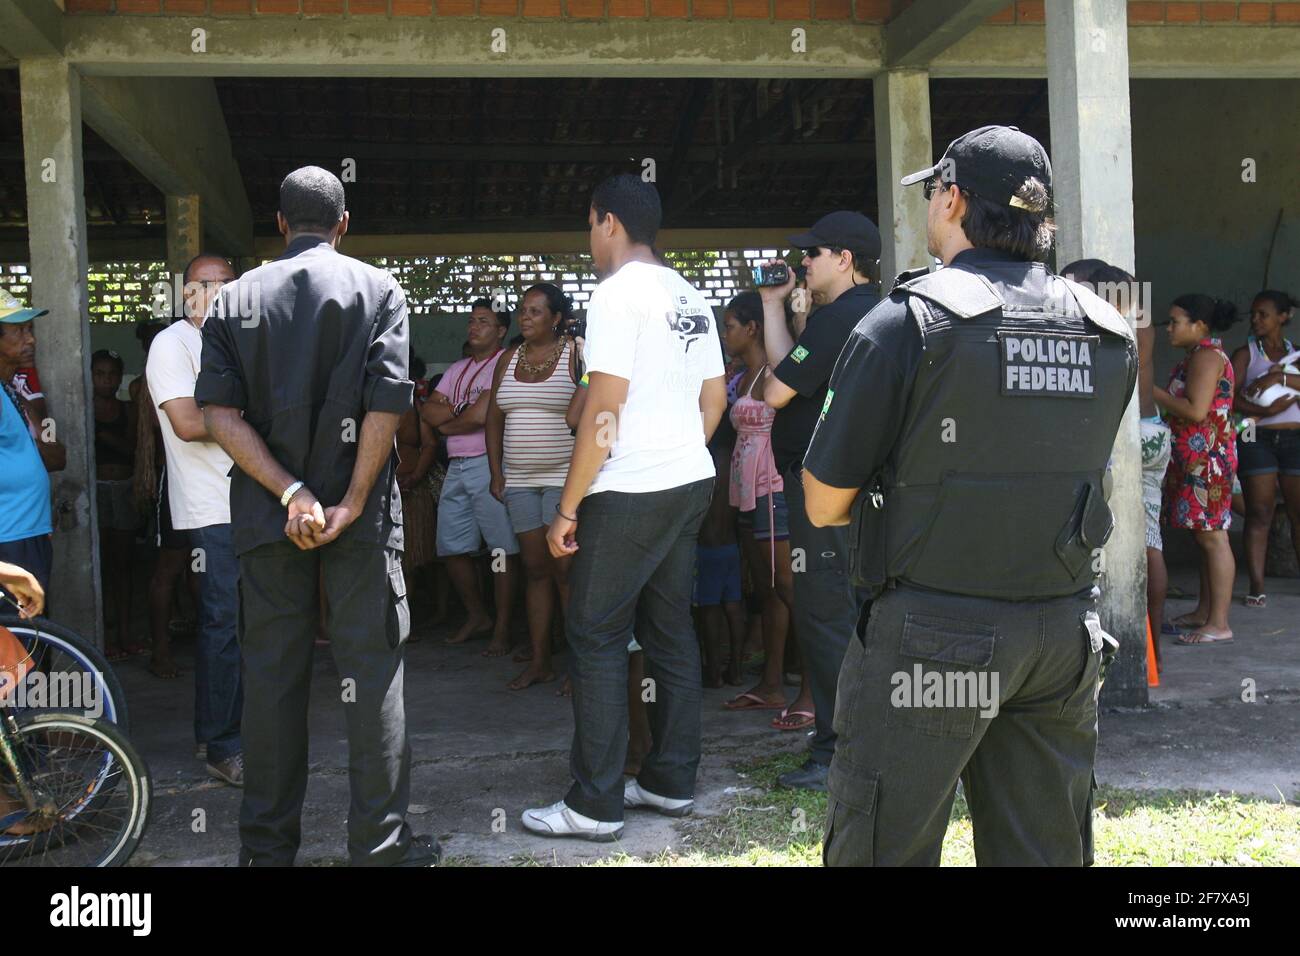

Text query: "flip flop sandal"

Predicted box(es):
[1160, 621, 1186, 637]
[723, 692, 786, 711]
[1176, 631, 1235, 646]
[1244, 594, 1266, 608]
[770, 708, 815, 731]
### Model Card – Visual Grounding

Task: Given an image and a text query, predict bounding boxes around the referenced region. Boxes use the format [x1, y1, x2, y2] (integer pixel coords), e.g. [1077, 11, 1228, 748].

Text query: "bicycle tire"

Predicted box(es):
[0, 614, 130, 733]
[1, 712, 151, 867]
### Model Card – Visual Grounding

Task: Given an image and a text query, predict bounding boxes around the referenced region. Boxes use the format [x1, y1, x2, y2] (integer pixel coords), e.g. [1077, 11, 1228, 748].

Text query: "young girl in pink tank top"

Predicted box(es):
[719, 292, 814, 732]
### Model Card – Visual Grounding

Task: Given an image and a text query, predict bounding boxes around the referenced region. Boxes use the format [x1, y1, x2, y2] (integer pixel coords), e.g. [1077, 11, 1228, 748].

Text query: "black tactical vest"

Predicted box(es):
[858, 261, 1137, 601]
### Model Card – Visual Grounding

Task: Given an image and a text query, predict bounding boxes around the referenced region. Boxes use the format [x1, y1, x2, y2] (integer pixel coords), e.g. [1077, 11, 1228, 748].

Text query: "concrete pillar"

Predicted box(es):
[165, 193, 202, 280]
[1046, 0, 1146, 707]
[873, 69, 933, 284]
[19, 57, 101, 645]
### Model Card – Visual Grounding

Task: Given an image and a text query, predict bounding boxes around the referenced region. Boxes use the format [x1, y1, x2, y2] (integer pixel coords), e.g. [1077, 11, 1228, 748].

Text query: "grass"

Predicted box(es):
[589, 752, 1300, 867]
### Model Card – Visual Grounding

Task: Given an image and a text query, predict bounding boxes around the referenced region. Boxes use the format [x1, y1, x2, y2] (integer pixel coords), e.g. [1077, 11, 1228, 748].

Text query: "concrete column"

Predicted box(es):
[19, 57, 101, 644]
[873, 69, 933, 284]
[1046, 0, 1146, 707]
[165, 193, 202, 280]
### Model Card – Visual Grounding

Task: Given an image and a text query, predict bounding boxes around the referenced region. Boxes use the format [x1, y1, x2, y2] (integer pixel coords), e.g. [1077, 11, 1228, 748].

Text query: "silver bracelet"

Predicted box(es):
[280, 480, 305, 507]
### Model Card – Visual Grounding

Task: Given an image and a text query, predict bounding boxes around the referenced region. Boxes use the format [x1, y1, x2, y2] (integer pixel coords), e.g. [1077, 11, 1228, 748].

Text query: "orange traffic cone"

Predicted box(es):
[1145, 616, 1159, 687]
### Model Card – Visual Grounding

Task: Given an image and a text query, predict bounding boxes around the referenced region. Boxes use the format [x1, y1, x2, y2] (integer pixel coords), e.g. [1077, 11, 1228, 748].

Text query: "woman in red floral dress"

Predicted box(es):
[1154, 294, 1240, 645]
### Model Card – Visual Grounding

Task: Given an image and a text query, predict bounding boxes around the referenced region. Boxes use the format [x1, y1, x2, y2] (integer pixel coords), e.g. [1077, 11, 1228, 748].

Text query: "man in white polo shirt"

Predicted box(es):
[146, 253, 244, 787]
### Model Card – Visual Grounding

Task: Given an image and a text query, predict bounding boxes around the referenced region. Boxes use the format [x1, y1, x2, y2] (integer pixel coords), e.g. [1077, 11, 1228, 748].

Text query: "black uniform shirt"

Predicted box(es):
[805, 247, 1071, 491]
[771, 281, 881, 473]
[802, 284, 922, 491]
[195, 236, 413, 556]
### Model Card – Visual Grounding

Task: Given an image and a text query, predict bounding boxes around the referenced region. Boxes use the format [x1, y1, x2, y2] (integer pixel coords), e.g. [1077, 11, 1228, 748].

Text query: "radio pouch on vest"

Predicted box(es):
[848, 478, 887, 597]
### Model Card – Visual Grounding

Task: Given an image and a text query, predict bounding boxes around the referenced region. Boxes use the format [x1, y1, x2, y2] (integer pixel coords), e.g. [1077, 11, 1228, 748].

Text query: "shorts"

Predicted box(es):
[693, 543, 742, 607]
[1139, 419, 1172, 551]
[436, 455, 520, 557]
[0, 533, 53, 599]
[1237, 427, 1300, 478]
[96, 478, 139, 532]
[504, 485, 563, 535]
[736, 489, 790, 541]
[156, 469, 190, 550]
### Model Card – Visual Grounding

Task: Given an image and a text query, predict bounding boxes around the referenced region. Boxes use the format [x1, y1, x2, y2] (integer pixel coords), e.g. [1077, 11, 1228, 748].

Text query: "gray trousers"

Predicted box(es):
[237, 538, 414, 866]
[783, 465, 863, 765]
[824, 584, 1103, 867]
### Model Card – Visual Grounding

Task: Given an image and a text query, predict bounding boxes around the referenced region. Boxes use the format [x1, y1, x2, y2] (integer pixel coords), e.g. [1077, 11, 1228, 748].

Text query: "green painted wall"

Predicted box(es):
[1132, 79, 1299, 381]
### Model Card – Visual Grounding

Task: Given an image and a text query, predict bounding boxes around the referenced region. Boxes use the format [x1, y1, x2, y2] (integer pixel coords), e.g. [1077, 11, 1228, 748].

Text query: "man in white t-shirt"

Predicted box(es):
[523, 174, 727, 842]
[146, 254, 244, 787]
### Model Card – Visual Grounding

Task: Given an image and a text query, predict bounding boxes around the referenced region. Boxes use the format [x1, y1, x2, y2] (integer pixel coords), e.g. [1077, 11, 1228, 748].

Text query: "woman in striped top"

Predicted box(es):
[486, 283, 580, 690]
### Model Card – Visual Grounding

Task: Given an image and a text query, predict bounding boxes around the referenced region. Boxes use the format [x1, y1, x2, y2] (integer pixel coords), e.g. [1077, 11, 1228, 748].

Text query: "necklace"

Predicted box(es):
[518, 340, 562, 375]
[452, 348, 501, 405]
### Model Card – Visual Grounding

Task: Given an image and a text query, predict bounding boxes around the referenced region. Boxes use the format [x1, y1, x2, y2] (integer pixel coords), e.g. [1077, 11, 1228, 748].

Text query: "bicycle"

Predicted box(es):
[0, 608, 130, 732]
[0, 709, 151, 866]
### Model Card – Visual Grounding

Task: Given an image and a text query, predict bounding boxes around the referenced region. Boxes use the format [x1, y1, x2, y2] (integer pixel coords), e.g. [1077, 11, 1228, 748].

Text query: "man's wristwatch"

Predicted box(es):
[280, 480, 305, 507]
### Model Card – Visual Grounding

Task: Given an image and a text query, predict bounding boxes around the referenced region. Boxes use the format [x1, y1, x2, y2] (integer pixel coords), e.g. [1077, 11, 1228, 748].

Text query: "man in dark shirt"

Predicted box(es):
[196, 166, 438, 867]
[759, 211, 882, 791]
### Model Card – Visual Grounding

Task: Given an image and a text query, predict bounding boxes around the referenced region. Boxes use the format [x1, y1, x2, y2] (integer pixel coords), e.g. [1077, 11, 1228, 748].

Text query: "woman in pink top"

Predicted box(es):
[1230, 290, 1300, 607]
[486, 284, 580, 690]
[720, 292, 814, 731]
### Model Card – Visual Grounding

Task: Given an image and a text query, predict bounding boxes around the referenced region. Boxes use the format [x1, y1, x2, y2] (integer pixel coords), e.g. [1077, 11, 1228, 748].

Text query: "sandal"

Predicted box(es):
[1244, 594, 1266, 608]
[723, 691, 785, 711]
[1176, 630, 1234, 646]
[770, 707, 815, 731]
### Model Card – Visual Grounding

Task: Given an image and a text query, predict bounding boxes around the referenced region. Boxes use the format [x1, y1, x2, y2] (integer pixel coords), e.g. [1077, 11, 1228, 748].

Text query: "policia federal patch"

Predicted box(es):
[998, 331, 1100, 398]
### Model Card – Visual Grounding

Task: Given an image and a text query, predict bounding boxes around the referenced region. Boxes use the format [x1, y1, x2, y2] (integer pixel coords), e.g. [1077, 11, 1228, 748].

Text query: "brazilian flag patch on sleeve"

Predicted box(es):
[791, 345, 810, 363]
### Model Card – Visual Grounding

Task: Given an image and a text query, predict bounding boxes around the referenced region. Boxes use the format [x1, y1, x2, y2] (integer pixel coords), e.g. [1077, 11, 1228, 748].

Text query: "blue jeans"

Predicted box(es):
[564, 478, 713, 822]
[191, 523, 243, 763]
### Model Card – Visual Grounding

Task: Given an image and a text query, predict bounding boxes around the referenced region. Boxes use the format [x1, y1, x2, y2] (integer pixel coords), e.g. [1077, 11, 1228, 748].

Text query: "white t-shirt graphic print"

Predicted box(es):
[582, 260, 724, 495]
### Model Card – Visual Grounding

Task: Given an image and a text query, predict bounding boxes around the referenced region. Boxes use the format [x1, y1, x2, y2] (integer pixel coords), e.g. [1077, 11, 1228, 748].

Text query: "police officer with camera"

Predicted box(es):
[802, 126, 1137, 866]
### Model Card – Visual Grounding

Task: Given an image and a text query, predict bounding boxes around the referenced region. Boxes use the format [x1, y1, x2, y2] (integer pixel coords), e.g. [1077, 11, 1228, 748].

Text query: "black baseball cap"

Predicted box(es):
[787, 211, 882, 258]
[900, 125, 1052, 211]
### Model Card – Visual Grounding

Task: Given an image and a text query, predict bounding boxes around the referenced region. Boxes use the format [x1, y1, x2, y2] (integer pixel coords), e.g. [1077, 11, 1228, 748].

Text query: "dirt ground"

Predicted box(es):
[114, 561, 1297, 866]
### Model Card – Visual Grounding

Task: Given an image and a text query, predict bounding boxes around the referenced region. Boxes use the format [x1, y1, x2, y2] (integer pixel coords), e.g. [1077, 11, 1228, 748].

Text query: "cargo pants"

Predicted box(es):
[823, 583, 1110, 866]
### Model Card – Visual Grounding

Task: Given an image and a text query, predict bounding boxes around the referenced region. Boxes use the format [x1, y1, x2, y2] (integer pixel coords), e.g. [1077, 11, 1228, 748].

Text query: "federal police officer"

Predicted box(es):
[801, 126, 1137, 866]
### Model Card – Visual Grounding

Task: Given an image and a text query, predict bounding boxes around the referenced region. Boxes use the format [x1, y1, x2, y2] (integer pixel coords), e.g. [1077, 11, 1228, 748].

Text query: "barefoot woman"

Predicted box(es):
[486, 284, 579, 689]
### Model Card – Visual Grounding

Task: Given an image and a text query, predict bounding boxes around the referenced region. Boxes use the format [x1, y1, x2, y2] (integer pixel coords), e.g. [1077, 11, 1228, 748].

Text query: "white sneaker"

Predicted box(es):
[521, 800, 624, 842]
[624, 779, 694, 817]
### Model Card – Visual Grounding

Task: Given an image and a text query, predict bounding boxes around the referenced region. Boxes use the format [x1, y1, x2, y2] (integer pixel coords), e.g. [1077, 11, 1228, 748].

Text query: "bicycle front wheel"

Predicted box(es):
[0, 712, 151, 867]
